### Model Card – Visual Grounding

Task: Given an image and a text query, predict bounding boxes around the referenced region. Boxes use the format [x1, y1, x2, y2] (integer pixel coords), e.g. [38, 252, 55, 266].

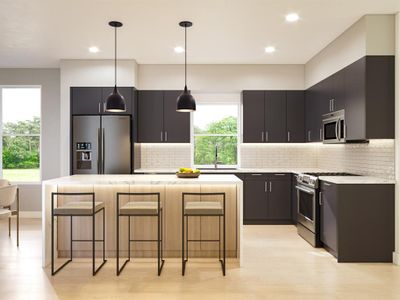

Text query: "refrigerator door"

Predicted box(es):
[72, 116, 101, 174]
[102, 115, 131, 174]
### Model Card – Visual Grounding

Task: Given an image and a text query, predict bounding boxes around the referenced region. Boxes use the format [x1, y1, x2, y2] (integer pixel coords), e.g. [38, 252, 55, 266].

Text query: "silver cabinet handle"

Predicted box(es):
[160, 131, 163, 142]
[319, 192, 322, 205]
[329, 99, 332, 112]
[287, 131, 290, 142]
[251, 173, 263, 176]
[265, 181, 268, 192]
[103, 102, 106, 113]
[274, 173, 286, 176]
[261, 131, 264, 142]
[308, 130, 311, 142]
[269, 181, 272, 192]
[165, 131, 168, 142]
[332, 99, 335, 111]
[266, 131, 269, 142]
[98, 102, 101, 114]
[323, 182, 331, 186]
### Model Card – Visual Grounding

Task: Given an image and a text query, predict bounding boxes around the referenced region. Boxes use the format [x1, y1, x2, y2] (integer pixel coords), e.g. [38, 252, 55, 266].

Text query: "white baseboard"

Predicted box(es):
[19, 211, 41, 219]
[393, 252, 400, 265]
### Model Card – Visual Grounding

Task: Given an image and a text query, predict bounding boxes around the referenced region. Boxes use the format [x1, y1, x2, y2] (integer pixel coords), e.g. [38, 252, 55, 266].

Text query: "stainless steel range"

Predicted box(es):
[295, 172, 355, 247]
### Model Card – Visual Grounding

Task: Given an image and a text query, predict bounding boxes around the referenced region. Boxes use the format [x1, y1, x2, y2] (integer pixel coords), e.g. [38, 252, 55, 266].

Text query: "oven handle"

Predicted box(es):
[295, 185, 315, 195]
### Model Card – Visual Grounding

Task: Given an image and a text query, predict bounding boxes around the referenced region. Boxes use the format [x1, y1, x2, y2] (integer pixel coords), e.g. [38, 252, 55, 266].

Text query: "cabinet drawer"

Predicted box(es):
[245, 173, 268, 181]
[268, 173, 291, 181]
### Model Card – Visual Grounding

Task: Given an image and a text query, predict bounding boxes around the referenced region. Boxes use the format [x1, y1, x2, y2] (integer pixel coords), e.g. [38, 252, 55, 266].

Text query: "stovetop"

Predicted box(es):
[297, 172, 358, 188]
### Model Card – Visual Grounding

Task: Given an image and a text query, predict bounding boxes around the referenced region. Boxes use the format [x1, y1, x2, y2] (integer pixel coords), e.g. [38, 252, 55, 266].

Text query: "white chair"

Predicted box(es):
[0, 180, 19, 246]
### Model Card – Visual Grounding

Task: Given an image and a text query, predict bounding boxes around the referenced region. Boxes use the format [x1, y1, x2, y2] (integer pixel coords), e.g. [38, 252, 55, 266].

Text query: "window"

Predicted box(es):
[1, 87, 41, 182]
[193, 103, 238, 167]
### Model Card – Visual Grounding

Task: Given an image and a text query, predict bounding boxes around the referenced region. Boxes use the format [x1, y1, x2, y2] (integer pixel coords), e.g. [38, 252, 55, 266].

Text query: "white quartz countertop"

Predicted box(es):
[134, 168, 328, 174]
[319, 176, 395, 185]
[43, 174, 242, 185]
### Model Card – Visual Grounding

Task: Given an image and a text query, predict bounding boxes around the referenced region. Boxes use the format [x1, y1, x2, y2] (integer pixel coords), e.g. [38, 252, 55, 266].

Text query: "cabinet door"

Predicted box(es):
[267, 175, 291, 220]
[291, 174, 298, 223]
[163, 90, 190, 143]
[242, 91, 265, 143]
[330, 72, 345, 111]
[244, 175, 268, 221]
[286, 91, 305, 142]
[344, 58, 366, 140]
[265, 91, 286, 143]
[320, 182, 338, 253]
[102, 87, 133, 115]
[318, 78, 332, 115]
[305, 87, 322, 142]
[138, 91, 164, 143]
[71, 87, 102, 115]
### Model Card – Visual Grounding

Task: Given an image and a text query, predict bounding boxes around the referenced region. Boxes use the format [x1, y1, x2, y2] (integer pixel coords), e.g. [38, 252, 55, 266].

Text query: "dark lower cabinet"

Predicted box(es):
[320, 181, 394, 262]
[320, 182, 338, 255]
[268, 175, 291, 220]
[291, 174, 298, 223]
[244, 175, 268, 221]
[244, 173, 292, 224]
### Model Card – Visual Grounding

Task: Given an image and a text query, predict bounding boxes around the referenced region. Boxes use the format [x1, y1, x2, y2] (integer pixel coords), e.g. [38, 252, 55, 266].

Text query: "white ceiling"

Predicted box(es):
[0, 0, 399, 67]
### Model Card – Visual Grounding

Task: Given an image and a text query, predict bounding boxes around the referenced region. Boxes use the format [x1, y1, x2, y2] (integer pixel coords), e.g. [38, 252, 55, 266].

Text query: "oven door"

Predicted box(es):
[296, 184, 316, 232]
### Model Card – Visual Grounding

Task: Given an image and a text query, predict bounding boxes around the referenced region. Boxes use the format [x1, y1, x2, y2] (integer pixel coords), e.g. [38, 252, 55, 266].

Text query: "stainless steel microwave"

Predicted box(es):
[322, 110, 345, 144]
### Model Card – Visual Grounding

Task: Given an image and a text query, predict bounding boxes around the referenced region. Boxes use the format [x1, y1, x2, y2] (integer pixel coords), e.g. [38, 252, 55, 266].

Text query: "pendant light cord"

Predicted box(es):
[185, 25, 187, 87]
[115, 26, 117, 87]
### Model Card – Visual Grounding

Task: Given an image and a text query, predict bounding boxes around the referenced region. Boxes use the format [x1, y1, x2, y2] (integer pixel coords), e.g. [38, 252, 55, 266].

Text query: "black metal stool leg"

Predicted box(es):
[157, 208, 165, 276]
[93, 208, 107, 276]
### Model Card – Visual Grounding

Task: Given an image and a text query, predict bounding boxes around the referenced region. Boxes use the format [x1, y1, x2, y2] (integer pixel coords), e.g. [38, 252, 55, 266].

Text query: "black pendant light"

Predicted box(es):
[105, 21, 126, 112]
[176, 21, 196, 112]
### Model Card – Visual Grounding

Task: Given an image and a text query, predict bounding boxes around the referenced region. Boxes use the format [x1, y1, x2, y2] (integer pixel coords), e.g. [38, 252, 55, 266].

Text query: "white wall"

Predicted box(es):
[305, 15, 395, 88]
[138, 64, 304, 91]
[59, 59, 138, 176]
[0, 68, 60, 212]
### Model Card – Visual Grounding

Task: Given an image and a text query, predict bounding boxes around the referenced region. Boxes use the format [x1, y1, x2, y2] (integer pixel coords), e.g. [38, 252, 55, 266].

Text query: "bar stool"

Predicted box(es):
[51, 192, 107, 276]
[116, 192, 164, 276]
[182, 192, 226, 276]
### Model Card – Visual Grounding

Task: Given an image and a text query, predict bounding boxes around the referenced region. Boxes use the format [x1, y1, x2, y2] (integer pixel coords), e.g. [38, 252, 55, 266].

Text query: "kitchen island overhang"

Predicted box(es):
[42, 174, 243, 268]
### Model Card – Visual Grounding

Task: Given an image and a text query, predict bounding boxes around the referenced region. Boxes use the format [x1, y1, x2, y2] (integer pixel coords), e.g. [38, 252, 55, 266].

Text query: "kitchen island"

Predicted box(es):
[42, 174, 243, 267]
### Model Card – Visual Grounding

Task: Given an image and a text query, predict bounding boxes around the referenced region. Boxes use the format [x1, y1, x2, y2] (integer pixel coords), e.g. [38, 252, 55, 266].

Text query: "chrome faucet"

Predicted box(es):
[214, 145, 222, 169]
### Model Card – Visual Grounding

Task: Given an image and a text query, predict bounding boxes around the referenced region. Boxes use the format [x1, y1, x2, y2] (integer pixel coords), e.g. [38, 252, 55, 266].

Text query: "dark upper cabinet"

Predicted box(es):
[305, 87, 322, 142]
[71, 87, 134, 115]
[138, 91, 164, 143]
[71, 87, 103, 115]
[163, 91, 190, 143]
[265, 91, 287, 143]
[330, 72, 345, 111]
[268, 174, 292, 220]
[243, 90, 303, 143]
[101, 87, 133, 115]
[137, 90, 191, 143]
[242, 91, 265, 143]
[286, 91, 305, 142]
[344, 56, 394, 140]
[320, 181, 338, 255]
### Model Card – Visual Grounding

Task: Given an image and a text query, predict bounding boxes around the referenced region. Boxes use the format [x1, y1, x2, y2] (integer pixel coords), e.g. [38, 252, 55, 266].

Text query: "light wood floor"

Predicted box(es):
[1, 219, 400, 300]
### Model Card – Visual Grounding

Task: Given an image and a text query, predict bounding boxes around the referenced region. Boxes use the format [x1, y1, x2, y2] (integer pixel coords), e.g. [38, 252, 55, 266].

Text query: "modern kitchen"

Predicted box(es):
[1, 1, 400, 299]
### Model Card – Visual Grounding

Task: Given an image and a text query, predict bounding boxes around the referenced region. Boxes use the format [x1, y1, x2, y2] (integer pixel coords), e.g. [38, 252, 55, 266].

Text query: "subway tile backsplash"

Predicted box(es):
[138, 143, 191, 169]
[317, 140, 395, 179]
[240, 144, 318, 168]
[136, 140, 395, 179]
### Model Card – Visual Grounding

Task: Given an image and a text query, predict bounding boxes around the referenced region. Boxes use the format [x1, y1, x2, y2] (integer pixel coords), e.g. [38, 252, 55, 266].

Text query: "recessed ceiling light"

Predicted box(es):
[265, 46, 276, 53]
[285, 13, 299, 22]
[89, 46, 100, 53]
[174, 46, 185, 53]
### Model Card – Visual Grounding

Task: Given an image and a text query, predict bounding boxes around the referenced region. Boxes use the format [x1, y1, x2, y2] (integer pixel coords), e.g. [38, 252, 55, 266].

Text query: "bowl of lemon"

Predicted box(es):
[176, 167, 201, 178]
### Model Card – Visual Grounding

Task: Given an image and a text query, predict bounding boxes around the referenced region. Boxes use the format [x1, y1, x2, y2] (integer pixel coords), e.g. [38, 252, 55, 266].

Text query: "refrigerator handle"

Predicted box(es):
[102, 128, 105, 174]
[97, 128, 102, 174]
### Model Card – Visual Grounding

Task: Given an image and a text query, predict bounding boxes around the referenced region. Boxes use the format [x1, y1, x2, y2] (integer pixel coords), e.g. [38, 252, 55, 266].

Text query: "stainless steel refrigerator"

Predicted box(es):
[72, 115, 131, 174]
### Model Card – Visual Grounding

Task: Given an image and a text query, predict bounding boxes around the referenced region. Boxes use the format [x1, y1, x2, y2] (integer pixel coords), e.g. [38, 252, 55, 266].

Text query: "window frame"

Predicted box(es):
[191, 98, 240, 169]
[0, 85, 42, 184]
